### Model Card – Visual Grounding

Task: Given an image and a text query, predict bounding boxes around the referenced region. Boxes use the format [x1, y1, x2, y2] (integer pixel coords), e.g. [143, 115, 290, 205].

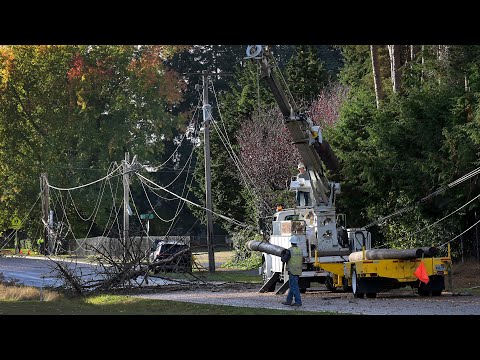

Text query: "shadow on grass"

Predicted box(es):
[0, 295, 316, 315]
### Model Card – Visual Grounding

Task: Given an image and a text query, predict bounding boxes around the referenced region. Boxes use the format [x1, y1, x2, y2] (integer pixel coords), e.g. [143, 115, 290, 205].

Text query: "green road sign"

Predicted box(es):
[11, 216, 22, 230]
[140, 213, 154, 220]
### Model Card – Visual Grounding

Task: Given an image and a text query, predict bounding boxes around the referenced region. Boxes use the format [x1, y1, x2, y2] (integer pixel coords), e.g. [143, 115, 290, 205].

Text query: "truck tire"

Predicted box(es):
[325, 275, 336, 292]
[351, 267, 364, 298]
[342, 276, 352, 292]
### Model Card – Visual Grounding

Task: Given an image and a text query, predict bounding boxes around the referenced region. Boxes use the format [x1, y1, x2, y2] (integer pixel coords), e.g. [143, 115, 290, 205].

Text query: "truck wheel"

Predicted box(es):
[418, 287, 430, 296]
[300, 288, 307, 294]
[366, 292, 377, 298]
[325, 275, 336, 292]
[342, 276, 352, 292]
[352, 267, 364, 298]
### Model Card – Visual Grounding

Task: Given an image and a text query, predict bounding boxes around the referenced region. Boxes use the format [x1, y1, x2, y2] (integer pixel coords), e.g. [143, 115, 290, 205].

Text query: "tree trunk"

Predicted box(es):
[410, 45, 420, 61]
[387, 45, 402, 93]
[465, 74, 473, 122]
[421, 45, 425, 84]
[370, 45, 383, 108]
[437, 45, 450, 85]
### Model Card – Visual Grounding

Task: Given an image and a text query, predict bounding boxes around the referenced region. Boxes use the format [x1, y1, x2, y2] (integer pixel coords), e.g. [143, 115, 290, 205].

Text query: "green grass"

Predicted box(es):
[0, 294, 329, 315]
[192, 247, 233, 264]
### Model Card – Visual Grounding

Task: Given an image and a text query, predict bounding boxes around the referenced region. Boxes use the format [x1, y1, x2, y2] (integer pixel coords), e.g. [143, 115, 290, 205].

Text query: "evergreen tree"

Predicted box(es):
[286, 45, 329, 104]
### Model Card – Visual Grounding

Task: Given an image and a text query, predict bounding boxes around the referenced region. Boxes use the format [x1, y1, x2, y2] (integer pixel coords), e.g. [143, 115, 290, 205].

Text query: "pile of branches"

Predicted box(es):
[50, 236, 197, 296]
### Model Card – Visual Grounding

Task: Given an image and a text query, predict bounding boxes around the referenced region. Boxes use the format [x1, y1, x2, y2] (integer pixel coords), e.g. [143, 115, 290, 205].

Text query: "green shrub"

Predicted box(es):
[222, 228, 263, 270]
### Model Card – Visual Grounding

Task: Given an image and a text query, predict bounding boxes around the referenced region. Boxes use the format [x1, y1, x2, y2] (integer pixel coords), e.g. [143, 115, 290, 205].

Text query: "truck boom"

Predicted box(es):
[245, 45, 451, 298]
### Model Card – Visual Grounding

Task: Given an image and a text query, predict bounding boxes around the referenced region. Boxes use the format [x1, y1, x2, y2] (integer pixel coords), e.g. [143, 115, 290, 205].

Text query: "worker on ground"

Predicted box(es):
[281, 235, 303, 306]
[296, 162, 310, 206]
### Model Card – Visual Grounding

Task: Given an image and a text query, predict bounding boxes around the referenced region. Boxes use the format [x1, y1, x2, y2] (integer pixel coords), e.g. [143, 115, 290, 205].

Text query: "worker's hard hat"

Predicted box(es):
[289, 235, 300, 244]
[298, 163, 305, 169]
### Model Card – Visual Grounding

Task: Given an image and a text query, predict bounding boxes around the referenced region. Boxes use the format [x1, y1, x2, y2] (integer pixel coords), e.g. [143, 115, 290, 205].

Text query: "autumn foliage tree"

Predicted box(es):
[307, 83, 349, 128]
[237, 105, 302, 211]
[0, 45, 186, 242]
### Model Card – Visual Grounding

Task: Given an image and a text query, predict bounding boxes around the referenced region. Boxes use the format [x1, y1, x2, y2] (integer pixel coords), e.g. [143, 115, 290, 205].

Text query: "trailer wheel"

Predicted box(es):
[418, 287, 430, 296]
[351, 267, 364, 298]
[342, 276, 352, 292]
[366, 292, 377, 298]
[325, 275, 336, 292]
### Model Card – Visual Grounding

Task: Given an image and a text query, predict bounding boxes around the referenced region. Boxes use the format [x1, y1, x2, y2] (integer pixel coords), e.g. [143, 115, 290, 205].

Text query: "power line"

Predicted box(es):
[210, 80, 272, 214]
[138, 152, 195, 223]
[136, 173, 251, 229]
[409, 192, 480, 239]
[141, 97, 202, 173]
[364, 164, 480, 229]
[47, 164, 123, 191]
[438, 217, 480, 249]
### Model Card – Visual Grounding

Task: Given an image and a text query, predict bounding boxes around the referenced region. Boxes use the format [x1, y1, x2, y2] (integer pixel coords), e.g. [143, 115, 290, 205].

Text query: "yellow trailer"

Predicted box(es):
[315, 244, 452, 298]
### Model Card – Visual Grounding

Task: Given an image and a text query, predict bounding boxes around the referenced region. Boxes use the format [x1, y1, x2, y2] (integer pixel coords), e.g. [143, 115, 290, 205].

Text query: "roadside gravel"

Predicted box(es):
[134, 283, 480, 315]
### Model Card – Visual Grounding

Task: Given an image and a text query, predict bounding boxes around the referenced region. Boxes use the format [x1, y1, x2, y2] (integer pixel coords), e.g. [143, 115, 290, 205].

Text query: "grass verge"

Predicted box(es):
[0, 294, 329, 315]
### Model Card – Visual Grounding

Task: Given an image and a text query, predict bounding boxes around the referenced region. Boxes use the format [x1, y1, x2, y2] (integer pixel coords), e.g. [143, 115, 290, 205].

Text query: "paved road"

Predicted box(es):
[0, 256, 98, 288]
[0, 255, 182, 288]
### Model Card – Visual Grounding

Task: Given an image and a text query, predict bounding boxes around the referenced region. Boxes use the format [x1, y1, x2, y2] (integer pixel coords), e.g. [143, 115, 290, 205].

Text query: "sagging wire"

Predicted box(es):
[137, 173, 251, 229]
[437, 217, 480, 249]
[209, 81, 272, 215]
[138, 148, 195, 223]
[47, 163, 123, 191]
[101, 173, 123, 238]
[66, 162, 115, 222]
[155, 140, 196, 191]
[410, 193, 480, 239]
[144, 157, 196, 241]
[364, 164, 480, 229]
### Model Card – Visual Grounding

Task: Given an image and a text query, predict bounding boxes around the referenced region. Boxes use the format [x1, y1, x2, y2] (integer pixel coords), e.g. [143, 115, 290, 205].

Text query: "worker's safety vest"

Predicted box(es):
[287, 246, 303, 275]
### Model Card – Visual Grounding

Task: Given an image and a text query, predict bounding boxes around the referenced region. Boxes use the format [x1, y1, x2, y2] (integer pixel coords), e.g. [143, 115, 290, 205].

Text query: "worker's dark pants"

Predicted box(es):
[286, 272, 302, 305]
[296, 191, 310, 206]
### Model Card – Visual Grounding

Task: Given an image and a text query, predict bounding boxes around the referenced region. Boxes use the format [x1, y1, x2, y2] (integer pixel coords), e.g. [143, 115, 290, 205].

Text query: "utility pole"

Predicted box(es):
[202, 73, 215, 272]
[40, 173, 49, 255]
[123, 152, 130, 260]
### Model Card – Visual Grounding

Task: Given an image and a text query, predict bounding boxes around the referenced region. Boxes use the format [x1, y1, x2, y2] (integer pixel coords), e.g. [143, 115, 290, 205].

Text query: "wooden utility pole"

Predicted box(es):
[202, 73, 216, 272]
[123, 152, 130, 260]
[40, 173, 49, 255]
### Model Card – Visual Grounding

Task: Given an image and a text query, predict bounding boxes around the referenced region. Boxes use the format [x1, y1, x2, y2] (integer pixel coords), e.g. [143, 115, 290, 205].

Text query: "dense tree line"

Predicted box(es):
[2, 44, 479, 263]
[0, 45, 187, 244]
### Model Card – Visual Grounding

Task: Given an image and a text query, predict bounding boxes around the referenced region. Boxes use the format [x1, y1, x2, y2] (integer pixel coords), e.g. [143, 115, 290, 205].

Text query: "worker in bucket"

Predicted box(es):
[281, 235, 303, 306]
[296, 162, 310, 206]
